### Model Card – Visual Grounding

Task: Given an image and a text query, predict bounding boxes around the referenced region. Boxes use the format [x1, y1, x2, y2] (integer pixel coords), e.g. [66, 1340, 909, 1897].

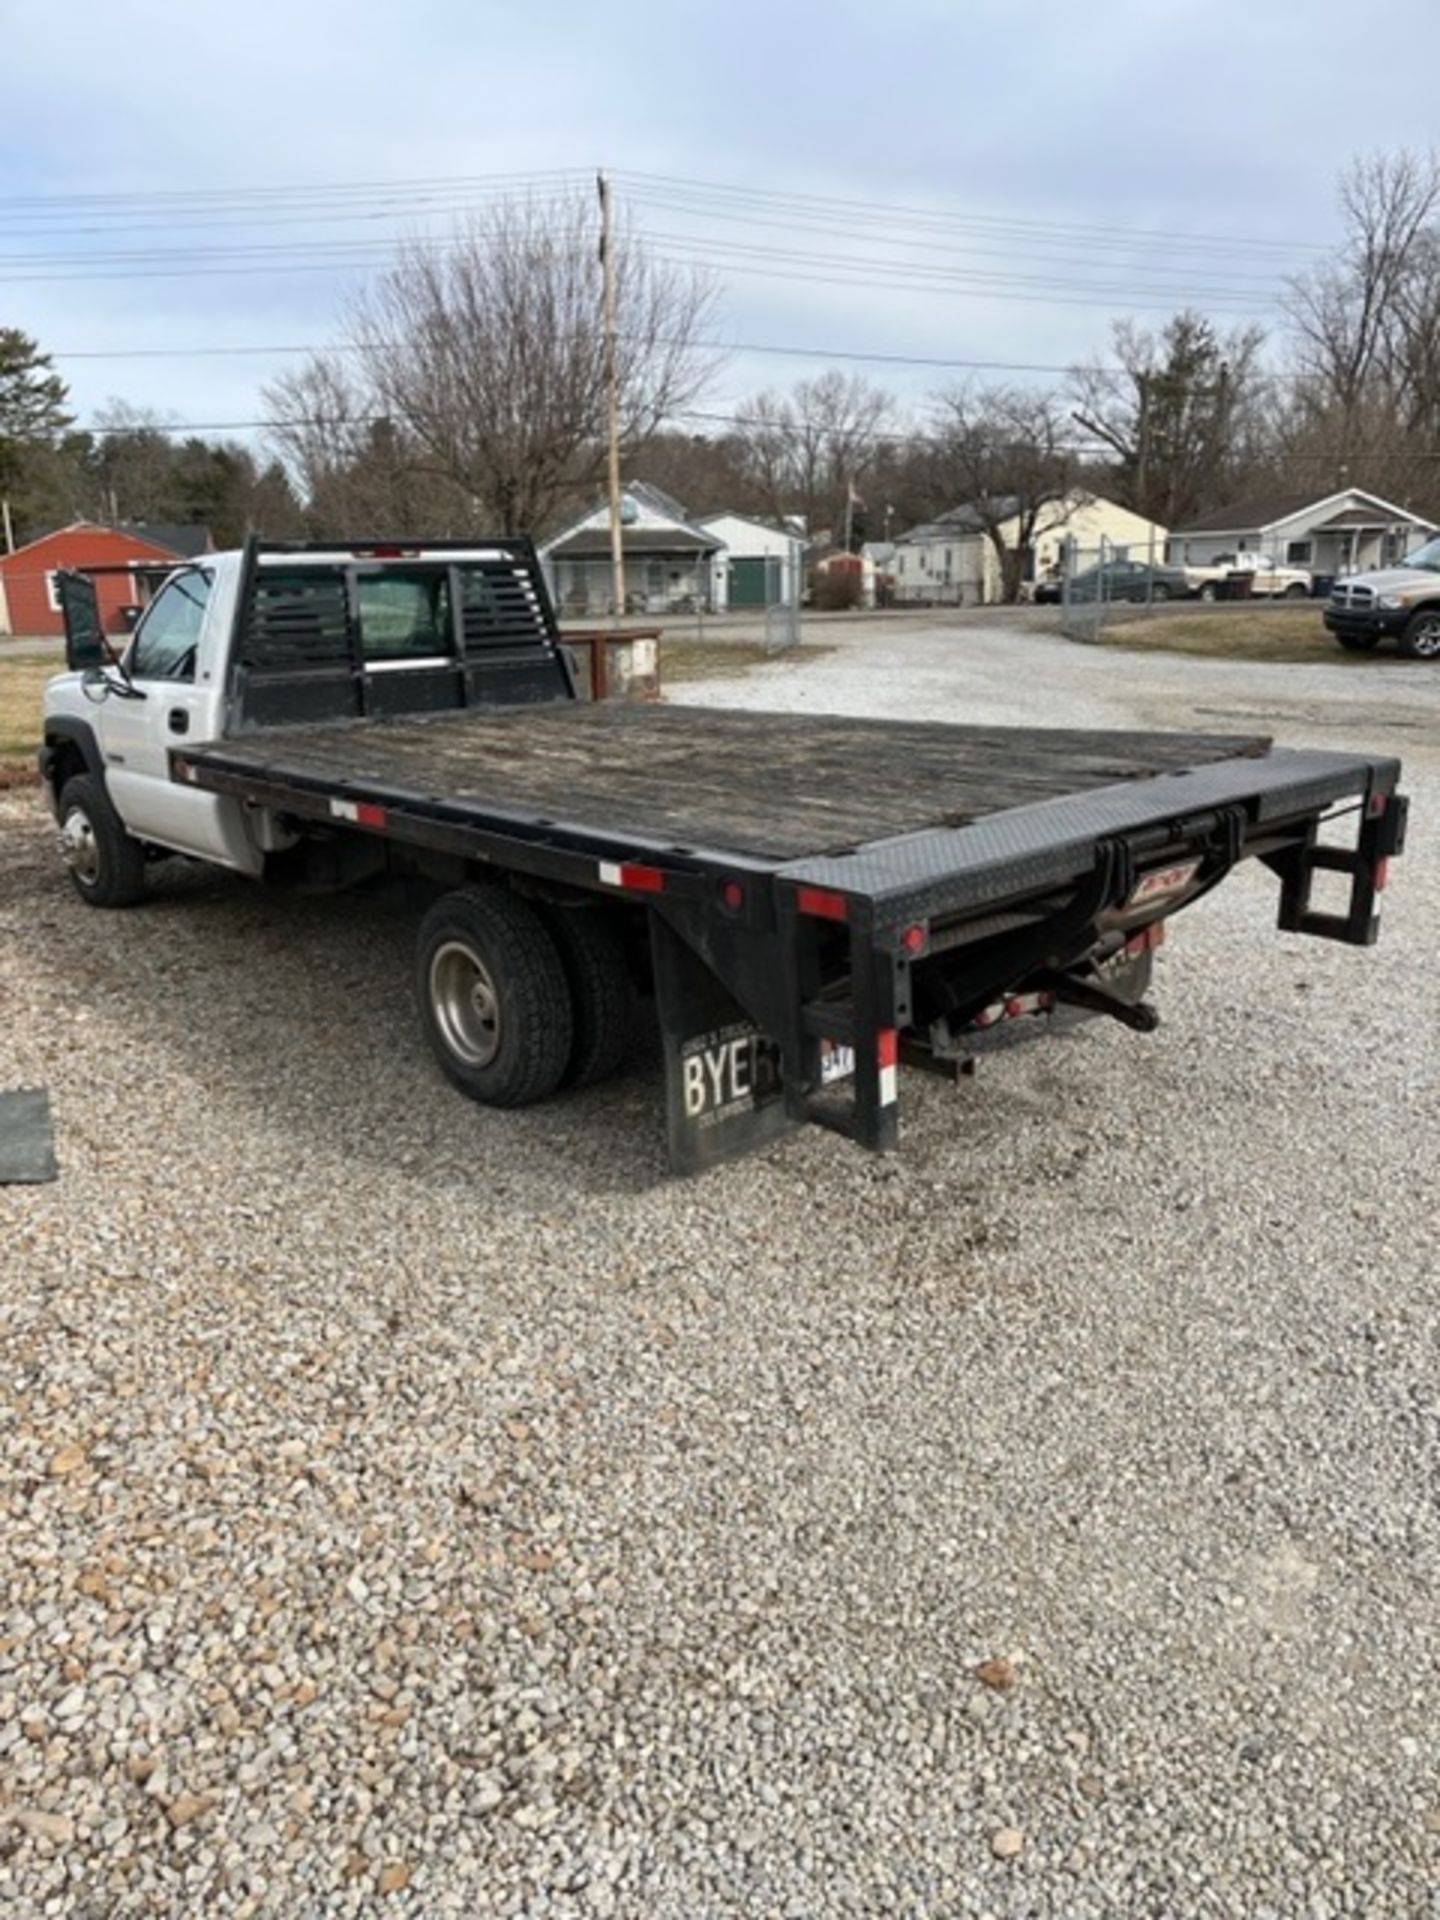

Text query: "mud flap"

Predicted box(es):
[649, 913, 800, 1174]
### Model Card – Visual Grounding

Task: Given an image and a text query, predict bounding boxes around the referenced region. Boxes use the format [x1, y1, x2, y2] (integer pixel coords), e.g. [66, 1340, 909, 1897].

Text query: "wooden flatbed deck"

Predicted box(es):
[205, 705, 1271, 864]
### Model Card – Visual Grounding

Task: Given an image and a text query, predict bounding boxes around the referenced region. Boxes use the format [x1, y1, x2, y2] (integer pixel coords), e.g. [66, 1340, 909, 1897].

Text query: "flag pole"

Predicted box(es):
[597, 170, 625, 625]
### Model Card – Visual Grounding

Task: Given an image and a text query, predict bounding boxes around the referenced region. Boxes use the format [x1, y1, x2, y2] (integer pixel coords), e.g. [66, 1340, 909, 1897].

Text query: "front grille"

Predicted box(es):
[1329, 583, 1375, 611]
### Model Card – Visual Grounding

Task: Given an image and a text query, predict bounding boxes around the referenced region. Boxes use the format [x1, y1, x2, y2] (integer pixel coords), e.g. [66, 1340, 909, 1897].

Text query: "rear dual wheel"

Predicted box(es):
[416, 884, 634, 1108]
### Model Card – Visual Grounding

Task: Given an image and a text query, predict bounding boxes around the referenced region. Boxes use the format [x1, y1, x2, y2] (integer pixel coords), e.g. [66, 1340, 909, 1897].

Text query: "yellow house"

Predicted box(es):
[893, 492, 1169, 605]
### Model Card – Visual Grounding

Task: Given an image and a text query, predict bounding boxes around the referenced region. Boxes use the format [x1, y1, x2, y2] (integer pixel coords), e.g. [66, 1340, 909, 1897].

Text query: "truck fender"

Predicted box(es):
[40, 717, 106, 819]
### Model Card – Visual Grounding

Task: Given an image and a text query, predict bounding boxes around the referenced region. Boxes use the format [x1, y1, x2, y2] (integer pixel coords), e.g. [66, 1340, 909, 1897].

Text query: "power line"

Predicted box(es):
[46, 405, 1422, 468]
[0, 162, 1326, 259]
[612, 169, 1331, 257]
[48, 334, 1325, 388]
[623, 188, 1300, 283]
[0, 168, 590, 214]
[635, 228, 1279, 305]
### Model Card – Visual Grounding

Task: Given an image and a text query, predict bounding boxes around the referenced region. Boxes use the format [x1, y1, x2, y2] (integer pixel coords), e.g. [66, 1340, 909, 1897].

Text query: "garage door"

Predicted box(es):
[729, 556, 780, 608]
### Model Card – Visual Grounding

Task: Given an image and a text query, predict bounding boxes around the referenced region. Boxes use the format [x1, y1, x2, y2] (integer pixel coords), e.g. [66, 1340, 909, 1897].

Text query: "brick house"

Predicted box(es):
[0, 522, 208, 638]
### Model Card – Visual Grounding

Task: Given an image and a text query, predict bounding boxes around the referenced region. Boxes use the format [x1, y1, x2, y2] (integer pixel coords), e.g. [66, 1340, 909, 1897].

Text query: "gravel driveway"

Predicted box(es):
[3, 626, 1437, 1917]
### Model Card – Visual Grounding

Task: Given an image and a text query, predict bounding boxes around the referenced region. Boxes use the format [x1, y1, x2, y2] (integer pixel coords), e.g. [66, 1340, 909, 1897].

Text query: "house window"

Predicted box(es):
[1287, 540, 1313, 565]
[46, 571, 62, 612]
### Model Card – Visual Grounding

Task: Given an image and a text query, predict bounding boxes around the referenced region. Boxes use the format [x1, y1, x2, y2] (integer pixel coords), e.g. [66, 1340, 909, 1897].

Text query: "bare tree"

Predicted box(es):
[263, 354, 466, 534]
[1286, 149, 1440, 432]
[929, 385, 1079, 602]
[733, 372, 892, 541]
[330, 196, 716, 536]
[1070, 312, 1266, 527]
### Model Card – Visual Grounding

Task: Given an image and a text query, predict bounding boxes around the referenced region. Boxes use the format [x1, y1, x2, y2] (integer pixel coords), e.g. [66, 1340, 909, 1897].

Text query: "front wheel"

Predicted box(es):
[58, 774, 146, 907]
[1284, 582, 1309, 599]
[416, 884, 573, 1107]
[1197, 582, 1219, 602]
[1399, 608, 1440, 659]
[1151, 584, 1170, 603]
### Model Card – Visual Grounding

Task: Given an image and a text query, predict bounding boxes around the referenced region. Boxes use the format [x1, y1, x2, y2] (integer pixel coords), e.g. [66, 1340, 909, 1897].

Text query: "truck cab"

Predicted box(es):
[42, 551, 264, 877]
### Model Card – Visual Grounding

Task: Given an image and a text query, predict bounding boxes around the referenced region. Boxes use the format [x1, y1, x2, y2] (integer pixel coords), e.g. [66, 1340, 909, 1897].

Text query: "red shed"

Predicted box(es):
[0, 522, 188, 639]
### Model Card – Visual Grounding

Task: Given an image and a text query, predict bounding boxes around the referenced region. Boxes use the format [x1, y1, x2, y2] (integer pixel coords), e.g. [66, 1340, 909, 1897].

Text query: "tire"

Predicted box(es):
[1284, 582, 1309, 599]
[1198, 582, 1219, 602]
[416, 884, 573, 1108]
[1336, 631, 1382, 653]
[544, 905, 636, 1089]
[57, 773, 146, 908]
[1151, 584, 1170, 603]
[1399, 607, 1440, 659]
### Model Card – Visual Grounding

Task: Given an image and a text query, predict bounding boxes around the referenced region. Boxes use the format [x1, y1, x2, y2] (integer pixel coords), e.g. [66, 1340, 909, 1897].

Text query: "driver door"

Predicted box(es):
[93, 569, 234, 857]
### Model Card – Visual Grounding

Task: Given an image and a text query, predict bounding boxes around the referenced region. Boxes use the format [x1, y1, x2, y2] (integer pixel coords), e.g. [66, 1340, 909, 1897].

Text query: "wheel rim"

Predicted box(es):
[429, 939, 501, 1067]
[60, 808, 100, 887]
[1412, 617, 1440, 658]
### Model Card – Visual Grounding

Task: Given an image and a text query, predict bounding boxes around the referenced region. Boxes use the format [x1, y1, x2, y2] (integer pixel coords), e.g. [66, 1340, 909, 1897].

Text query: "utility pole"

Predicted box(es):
[1133, 371, 1151, 517]
[1, 498, 13, 555]
[596, 170, 625, 622]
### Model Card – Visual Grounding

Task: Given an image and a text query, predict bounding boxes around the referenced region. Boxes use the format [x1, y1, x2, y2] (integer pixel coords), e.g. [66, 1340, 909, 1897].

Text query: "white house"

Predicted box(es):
[1167, 487, 1437, 578]
[893, 492, 1168, 605]
[541, 483, 724, 617]
[696, 511, 805, 610]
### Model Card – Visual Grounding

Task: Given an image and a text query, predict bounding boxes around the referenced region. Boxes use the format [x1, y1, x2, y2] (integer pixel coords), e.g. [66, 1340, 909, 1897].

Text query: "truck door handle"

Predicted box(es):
[167, 708, 190, 735]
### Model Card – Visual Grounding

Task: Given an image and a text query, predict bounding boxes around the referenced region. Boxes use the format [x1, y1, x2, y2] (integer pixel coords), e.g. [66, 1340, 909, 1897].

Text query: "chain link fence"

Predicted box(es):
[1056, 532, 1175, 642]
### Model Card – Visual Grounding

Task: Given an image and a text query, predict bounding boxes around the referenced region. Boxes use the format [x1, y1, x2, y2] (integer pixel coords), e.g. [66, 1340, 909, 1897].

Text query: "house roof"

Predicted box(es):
[0, 519, 192, 567]
[696, 509, 799, 540]
[542, 480, 718, 556]
[1173, 487, 1436, 537]
[126, 522, 213, 558]
[1311, 507, 1407, 530]
[547, 526, 720, 557]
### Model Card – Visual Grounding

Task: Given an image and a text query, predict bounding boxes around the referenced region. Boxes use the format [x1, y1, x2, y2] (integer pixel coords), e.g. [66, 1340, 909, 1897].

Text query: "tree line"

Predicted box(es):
[3, 151, 1438, 596]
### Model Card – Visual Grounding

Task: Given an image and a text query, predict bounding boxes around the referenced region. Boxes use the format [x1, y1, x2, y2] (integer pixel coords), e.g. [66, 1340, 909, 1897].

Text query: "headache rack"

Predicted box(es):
[227, 535, 576, 731]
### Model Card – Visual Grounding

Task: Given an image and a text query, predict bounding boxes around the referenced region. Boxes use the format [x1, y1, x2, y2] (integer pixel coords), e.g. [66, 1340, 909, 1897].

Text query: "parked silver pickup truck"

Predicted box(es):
[1324, 537, 1440, 657]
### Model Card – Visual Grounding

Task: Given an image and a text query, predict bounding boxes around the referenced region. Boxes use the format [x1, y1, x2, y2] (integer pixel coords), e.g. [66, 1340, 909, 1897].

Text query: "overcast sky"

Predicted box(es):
[4, 0, 1440, 449]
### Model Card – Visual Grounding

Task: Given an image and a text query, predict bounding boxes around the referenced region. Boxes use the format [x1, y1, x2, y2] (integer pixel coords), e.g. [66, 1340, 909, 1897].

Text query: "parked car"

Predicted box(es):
[1324, 536, 1440, 657]
[1179, 552, 1313, 600]
[1037, 559, 1193, 605]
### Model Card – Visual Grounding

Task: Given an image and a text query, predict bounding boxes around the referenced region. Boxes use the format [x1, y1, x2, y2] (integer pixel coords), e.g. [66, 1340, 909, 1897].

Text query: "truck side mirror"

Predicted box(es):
[56, 571, 106, 671]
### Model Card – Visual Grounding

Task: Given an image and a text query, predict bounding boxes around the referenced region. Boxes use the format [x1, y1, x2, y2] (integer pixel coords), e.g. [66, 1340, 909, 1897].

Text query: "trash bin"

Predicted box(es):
[1223, 571, 1255, 600]
[1310, 574, 1335, 600]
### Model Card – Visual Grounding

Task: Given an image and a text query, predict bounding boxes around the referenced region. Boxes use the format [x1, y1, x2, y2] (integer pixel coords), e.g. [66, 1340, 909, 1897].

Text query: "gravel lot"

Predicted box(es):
[2, 625, 1437, 1917]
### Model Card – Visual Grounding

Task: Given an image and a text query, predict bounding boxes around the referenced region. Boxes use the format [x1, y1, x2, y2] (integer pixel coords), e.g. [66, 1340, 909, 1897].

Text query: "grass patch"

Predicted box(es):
[661, 639, 773, 681]
[0, 657, 57, 774]
[1097, 606, 1392, 665]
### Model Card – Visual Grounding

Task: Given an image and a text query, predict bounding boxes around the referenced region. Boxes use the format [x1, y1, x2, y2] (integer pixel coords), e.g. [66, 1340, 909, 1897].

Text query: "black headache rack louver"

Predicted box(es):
[227, 534, 576, 731]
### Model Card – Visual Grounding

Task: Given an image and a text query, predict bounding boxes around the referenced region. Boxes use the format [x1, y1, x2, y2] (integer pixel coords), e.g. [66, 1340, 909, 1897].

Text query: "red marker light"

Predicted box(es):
[796, 886, 849, 922]
[1375, 857, 1391, 892]
[901, 924, 928, 956]
[722, 880, 745, 912]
